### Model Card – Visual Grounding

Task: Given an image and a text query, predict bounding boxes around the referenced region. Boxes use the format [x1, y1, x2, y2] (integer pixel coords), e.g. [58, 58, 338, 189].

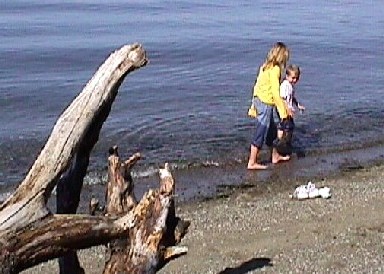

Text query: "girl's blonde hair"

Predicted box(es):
[263, 42, 290, 70]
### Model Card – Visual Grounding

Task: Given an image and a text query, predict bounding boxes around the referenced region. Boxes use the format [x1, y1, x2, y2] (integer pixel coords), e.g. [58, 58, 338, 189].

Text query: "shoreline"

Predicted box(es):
[2, 142, 384, 204]
[155, 143, 384, 203]
[22, 156, 384, 273]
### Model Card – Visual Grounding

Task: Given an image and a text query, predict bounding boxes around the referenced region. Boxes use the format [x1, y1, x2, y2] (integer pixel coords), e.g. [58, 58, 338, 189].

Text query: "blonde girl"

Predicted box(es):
[247, 42, 291, 170]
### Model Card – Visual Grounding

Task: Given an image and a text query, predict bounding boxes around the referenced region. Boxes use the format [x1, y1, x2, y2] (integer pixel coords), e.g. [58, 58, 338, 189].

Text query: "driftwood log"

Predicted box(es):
[102, 147, 189, 273]
[0, 43, 188, 273]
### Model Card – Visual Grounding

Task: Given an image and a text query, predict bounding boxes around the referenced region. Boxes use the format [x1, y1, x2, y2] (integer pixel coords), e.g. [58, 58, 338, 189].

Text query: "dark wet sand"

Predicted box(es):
[41, 144, 384, 214]
[133, 144, 384, 203]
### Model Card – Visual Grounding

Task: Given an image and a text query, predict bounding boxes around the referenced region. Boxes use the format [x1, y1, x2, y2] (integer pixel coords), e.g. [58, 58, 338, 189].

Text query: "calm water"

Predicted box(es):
[0, 1, 383, 189]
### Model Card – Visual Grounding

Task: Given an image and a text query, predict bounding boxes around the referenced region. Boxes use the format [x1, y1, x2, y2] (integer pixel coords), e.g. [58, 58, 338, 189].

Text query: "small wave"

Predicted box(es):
[81, 160, 223, 187]
[83, 171, 108, 186]
[132, 165, 160, 179]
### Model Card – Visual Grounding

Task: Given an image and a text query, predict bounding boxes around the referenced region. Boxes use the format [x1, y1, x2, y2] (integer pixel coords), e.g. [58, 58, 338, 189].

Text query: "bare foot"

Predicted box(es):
[247, 162, 268, 170]
[272, 155, 290, 164]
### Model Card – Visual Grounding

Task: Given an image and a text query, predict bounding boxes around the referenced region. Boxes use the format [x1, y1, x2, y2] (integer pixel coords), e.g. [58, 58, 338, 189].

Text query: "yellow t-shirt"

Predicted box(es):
[253, 65, 288, 119]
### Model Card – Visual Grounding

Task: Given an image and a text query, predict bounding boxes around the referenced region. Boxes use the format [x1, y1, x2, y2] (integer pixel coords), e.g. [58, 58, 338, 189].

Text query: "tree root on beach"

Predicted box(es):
[102, 147, 189, 274]
[0, 43, 189, 274]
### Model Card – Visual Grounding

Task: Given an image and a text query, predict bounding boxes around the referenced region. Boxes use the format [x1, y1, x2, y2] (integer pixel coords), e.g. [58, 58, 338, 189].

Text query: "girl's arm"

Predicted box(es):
[292, 97, 299, 107]
[293, 96, 305, 110]
[271, 66, 288, 119]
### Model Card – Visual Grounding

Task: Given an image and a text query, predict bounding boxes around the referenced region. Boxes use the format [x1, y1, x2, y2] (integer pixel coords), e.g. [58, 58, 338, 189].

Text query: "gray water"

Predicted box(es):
[0, 1, 383, 193]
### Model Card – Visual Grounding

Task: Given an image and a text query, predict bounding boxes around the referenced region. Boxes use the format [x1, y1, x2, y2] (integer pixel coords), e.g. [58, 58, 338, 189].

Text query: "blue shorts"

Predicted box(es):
[251, 97, 276, 148]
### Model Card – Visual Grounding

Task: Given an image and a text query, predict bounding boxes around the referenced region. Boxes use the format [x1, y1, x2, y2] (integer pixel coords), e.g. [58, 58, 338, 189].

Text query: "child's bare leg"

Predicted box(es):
[247, 145, 268, 170]
[277, 129, 284, 139]
[272, 148, 290, 164]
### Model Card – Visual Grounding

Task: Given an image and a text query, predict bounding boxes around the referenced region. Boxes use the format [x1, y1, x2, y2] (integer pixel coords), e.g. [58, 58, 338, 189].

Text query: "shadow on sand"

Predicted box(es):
[218, 257, 272, 274]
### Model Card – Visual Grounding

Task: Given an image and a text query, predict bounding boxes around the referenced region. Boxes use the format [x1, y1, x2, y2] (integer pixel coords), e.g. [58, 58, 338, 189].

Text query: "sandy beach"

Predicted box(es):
[22, 160, 384, 274]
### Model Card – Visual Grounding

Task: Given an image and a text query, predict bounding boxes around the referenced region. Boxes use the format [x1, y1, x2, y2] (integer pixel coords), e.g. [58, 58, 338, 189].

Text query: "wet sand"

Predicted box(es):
[21, 145, 384, 273]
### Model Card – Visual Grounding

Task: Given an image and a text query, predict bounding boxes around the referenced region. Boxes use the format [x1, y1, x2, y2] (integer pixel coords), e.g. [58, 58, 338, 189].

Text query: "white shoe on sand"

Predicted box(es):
[290, 182, 331, 200]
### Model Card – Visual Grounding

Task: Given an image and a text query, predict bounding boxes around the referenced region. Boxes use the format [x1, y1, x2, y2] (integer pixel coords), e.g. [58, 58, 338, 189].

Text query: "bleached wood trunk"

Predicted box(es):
[0, 43, 148, 273]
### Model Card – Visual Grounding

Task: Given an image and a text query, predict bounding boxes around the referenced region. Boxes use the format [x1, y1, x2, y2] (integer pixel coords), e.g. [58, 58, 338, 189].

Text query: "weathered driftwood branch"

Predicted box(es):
[102, 151, 189, 274]
[105, 146, 140, 216]
[0, 43, 148, 273]
[0, 214, 132, 273]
